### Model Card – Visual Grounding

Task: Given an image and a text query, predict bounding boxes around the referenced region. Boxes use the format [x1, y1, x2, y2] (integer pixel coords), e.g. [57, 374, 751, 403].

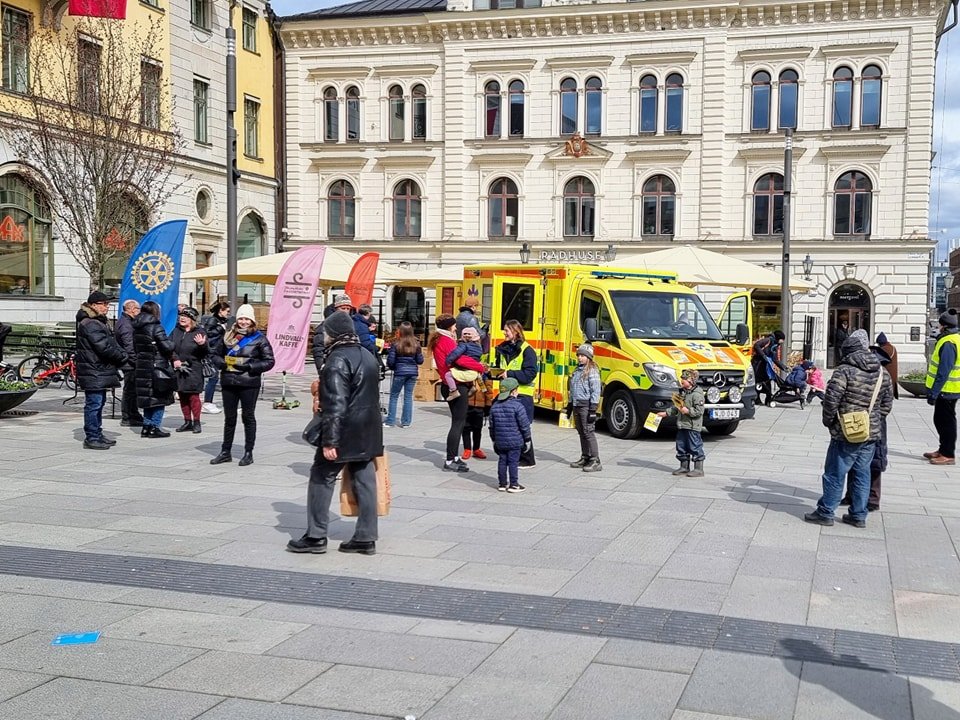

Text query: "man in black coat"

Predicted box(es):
[76, 291, 127, 450]
[288, 310, 383, 556]
[114, 299, 143, 426]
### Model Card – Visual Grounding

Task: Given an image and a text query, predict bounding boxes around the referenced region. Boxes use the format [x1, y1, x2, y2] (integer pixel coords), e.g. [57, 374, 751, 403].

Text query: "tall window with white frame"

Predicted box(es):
[584, 76, 602, 135]
[484, 80, 501, 138]
[328, 180, 355, 239]
[412, 84, 427, 140]
[140, 59, 161, 129]
[860, 65, 882, 127]
[77, 37, 101, 113]
[1, 7, 30, 93]
[559, 77, 577, 136]
[191, 0, 211, 30]
[393, 180, 421, 238]
[346, 86, 360, 141]
[193, 78, 209, 143]
[563, 177, 595, 238]
[508, 80, 524, 136]
[778, 69, 799, 129]
[641, 175, 675, 237]
[388, 84, 404, 141]
[834, 171, 872, 236]
[832, 67, 853, 128]
[488, 178, 518, 238]
[752, 173, 784, 236]
[751, 71, 771, 131]
[665, 73, 684, 132]
[244, 97, 260, 158]
[639, 75, 657, 133]
[323, 86, 338, 142]
[242, 6, 257, 52]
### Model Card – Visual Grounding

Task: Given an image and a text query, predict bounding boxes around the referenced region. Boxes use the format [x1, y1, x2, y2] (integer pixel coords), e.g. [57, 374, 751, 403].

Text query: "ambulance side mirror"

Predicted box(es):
[735, 323, 750, 346]
[584, 318, 598, 342]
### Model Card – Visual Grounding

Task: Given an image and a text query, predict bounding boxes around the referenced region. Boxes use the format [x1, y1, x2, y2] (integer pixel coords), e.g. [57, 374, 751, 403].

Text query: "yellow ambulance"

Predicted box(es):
[438, 264, 757, 439]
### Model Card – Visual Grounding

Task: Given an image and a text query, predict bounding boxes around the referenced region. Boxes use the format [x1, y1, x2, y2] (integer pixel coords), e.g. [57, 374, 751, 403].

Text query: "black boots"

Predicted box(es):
[339, 539, 376, 555]
[210, 451, 232, 465]
[176, 421, 194, 432]
[672, 459, 690, 476]
[570, 456, 589, 468]
[286, 535, 327, 554]
[687, 460, 705, 478]
[192, 421, 202, 434]
[239, 451, 254, 467]
[142, 426, 170, 438]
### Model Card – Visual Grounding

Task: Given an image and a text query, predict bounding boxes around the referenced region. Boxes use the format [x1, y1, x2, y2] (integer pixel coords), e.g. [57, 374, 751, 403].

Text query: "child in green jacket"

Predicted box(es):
[657, 368, 706, 477]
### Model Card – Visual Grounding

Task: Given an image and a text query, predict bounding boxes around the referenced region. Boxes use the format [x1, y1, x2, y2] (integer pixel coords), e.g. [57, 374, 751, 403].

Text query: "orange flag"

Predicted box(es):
[345, 252, 379, 307]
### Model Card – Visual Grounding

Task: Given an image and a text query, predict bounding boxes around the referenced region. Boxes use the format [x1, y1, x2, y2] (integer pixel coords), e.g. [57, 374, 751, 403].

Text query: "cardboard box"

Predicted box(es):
[414, 379, 439, 402]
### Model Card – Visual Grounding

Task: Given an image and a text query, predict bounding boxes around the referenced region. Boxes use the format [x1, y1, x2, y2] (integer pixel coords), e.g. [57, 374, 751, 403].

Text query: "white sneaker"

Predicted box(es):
[202, 402, 221, 414]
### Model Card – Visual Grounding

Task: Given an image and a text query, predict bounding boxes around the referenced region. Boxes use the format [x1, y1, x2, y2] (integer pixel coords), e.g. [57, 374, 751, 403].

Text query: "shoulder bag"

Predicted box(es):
[838, 371, 884, 443]
[302, 411, 323, 447]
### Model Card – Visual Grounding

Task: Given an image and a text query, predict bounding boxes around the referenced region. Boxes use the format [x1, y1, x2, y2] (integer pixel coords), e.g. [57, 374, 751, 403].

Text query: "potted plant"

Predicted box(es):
[898, 371, 927, 398]
[0, 377, 38, 413]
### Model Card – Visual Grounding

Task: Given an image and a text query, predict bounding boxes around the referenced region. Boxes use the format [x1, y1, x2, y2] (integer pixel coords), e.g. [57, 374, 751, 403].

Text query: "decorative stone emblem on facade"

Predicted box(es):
[564, 133, 590, 158]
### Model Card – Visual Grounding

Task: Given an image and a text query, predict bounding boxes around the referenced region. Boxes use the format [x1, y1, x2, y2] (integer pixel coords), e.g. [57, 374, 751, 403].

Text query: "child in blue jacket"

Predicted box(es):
[488, 377, 531, 493]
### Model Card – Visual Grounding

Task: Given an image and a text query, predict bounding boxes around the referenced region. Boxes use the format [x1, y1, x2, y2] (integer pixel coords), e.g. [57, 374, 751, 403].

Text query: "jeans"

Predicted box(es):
[497, 447, 521, 486]
[203, 374, 219, 404]
[573, 404, 599, 459]
[934, 397, 957, 458]
[121, 369, 142, 423]
[385, 374, 416, 426]
[83, 390, 106, 442]
[143, 405, 165, 428]
[441, 383, 470, 461]
[815, 438, 876, 522]
[222, 385, 259, 452]
[676, 429, 705, 461]
[306, 449, 378, 542]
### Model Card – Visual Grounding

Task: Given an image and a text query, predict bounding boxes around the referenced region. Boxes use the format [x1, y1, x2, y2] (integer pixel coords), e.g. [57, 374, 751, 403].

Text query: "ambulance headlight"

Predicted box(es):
[705, 386, 721, 404]
[643, 363, 679, 388]
[745, 366, 756, 387]
[728, 385, 743, 403]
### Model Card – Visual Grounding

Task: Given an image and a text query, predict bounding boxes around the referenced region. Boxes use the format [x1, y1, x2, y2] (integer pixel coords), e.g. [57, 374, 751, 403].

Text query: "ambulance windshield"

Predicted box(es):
[609, 291, 723, 340]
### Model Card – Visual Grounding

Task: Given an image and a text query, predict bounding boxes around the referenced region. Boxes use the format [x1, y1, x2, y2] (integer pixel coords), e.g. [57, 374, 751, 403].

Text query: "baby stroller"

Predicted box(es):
[765, 358, 807, 408]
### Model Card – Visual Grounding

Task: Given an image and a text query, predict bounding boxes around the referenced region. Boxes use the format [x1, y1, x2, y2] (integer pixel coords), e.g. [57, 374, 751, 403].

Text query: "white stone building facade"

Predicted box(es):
[281, 0, 950, 368]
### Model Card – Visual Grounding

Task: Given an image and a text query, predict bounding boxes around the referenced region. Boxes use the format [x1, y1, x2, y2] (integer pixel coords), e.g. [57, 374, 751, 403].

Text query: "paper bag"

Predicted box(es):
[340, 452, 391, 517]
[558, 413, 576, 429]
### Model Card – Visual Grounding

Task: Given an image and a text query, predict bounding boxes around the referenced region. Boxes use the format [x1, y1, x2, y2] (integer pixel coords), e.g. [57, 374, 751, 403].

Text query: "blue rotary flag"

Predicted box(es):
[120, 219, 187, 333]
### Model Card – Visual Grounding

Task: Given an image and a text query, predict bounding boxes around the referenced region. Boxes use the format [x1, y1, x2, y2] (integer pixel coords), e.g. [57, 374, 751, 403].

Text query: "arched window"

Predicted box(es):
[563, 176, 595, 238]
[752, 173, 784, 236]
[560, 77, 577, 136]
[751, 71, 771, 131]
[585, 76, 602, 135]
[488, 178, 518, 238]
[641, 175, 675, 237]
[832, 67, 853, 128]
[101, 194, 148, 294]
[237, 212, 266, 301]
[508, 80, 524, 137]
[639, 74, 657, 133]
[327, 180, 355, 238]
[388, 84, 404, 141]
[834, 171, 872, 236]
[665, 73, 684, 132]
[778, 69, 799, 129]
[484, 80, 501, 138]
[0, 173, 52, 295]
[323, 86, 339, 142]
[393, 179, 421, 238]
[861, 65, 882, 127]
[412, 83, 427, 140]
[346, 86, 360, 142]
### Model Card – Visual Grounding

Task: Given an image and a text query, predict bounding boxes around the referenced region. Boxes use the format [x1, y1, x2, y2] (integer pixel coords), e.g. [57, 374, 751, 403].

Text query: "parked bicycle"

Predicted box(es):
[17, 340, 77, 390]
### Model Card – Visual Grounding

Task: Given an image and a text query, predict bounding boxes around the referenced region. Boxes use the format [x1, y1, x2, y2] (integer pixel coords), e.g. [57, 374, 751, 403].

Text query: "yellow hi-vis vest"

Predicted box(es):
[926, 333, 960, 394]
[491, 341, 535, 397]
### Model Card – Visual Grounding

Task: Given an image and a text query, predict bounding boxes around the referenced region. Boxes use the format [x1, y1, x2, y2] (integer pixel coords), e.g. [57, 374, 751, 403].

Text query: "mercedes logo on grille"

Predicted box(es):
[712, 372, 726, 388]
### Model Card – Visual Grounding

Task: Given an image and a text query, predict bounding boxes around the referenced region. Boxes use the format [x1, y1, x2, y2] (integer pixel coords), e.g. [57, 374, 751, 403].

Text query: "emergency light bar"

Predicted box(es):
[590, 270, 676, 282]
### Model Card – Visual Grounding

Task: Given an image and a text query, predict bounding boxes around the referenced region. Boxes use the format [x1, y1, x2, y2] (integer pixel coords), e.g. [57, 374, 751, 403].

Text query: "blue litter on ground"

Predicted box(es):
[51, 632, 101, 646]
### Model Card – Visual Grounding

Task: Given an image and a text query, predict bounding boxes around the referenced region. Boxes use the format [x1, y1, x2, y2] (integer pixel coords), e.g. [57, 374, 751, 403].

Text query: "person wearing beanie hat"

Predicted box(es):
[210, 302, 275, 467]
[657, 366, 707, 477]
[334, 293, 353, 310]
[488, 377, 531, 492]
[875, 331, 899, 399]
[75, 290, 127, 449]
[170, 305, 209, 434]
[352, 304, 378, 355]
[804, 318, 893, 528]
[925, 309, 960, 465]
[323, 310, 356, 339]
[567, 343, 602, 472]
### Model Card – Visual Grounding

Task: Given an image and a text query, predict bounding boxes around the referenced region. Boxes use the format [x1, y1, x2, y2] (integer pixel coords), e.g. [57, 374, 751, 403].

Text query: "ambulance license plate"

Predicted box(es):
[710, 409, 740, 420]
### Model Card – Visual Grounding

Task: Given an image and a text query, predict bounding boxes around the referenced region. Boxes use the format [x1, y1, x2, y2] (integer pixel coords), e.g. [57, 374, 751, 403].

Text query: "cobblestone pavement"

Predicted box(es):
[1, 376, 959, 719]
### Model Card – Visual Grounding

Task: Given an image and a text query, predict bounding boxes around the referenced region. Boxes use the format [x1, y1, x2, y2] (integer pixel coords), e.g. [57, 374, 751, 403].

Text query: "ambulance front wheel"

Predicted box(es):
[605, 389, 641, 439]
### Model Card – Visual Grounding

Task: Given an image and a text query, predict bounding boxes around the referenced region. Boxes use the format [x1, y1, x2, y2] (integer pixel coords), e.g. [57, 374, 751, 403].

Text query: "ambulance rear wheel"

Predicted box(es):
[709, 421, 739, 436]
[605, 389, 640, 439]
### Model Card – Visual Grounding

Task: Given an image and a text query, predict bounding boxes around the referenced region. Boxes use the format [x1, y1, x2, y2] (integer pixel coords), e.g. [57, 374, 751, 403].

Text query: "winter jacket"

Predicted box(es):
[446, 340, 484, 368]
[354, 314, 378, 355]
[170, 325, 209, 394]
[494, 339, 538, 387]
[433, 332, 485, 378]
[455, 307, 484, 340]
[132, 312, 176, 408]
[664, 385, 706, 431]
[114, 312, 136, 371]
[76, 304, 126, 392]
[822, 348, 894, 442]
[320, 340, 384, 461]
[878, 341, 899, 400]
[488, 395, 531, 451]
[928, 329, 960, 400]
[216, 329, 275, 390]
[807, 367, 825, 391]
[201, 313, 230, 358]
[387, 342, 424, 378]
[569, 363, 601, 407]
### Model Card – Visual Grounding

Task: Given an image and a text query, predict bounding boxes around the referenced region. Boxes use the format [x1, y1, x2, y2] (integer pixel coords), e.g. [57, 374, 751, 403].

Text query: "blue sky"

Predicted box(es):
[272, 0, 959, 260]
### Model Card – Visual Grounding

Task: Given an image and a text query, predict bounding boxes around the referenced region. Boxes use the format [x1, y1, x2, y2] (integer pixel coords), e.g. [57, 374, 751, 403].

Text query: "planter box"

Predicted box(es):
[898, 379, 927, 398]
[0, 387, 38, 413]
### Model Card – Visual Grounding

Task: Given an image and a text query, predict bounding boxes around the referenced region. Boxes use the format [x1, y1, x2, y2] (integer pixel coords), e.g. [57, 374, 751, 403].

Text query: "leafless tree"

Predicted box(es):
[7, 15, 185, 292]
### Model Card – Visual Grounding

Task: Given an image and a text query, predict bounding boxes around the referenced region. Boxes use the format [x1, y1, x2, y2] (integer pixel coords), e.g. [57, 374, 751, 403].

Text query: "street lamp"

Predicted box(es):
[519, 242, 531, 264]
[802, 254, 814, 281]
[605, 243, 617, 261]
[946, 273, 955, 290]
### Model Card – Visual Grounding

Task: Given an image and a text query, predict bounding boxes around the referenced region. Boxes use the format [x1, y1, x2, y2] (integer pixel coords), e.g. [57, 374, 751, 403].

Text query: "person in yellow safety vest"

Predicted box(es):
[925, 310, 960, 465]
[489, 319, 538, 467]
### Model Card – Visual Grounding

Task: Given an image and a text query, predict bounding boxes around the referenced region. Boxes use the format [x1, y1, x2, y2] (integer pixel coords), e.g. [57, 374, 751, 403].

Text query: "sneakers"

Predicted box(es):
[443, 459, 469, 473]
[841, 513, 866, 528]
[339, 539, 376, 555]
[803, 511, 834, 526]
[472, 449, 487, 460]
[202, 402, 221, 414]
[930, 455, 956, 465]
[497, 484, 508, 492]
[462, 449, 472, 460]
[286, 535, 327, 554]
[446, 390, 461, 402]
[506, 484, 526, 493]
[582, 458, 603, 473]
[570, 456, 589, 468]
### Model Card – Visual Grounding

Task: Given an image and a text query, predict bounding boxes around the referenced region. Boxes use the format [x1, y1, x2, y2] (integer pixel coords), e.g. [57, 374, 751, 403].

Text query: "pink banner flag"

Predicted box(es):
[266, 245, 326, 374]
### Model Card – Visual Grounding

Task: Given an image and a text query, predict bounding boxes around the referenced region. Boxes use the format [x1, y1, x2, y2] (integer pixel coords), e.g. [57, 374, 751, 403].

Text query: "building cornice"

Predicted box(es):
[544, 55, 615, 70]
[736, 46, 813, 62]
[818, 41, 899, 58]
[626, 51, 698, 67]
[307, 65, 374, 79]
[468, 58, 538, 72]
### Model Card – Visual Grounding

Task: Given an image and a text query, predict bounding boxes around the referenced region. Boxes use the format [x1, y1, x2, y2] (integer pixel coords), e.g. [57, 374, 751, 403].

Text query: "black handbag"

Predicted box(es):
[153, 360, 177, 392]
[302, 412, 322, 447]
